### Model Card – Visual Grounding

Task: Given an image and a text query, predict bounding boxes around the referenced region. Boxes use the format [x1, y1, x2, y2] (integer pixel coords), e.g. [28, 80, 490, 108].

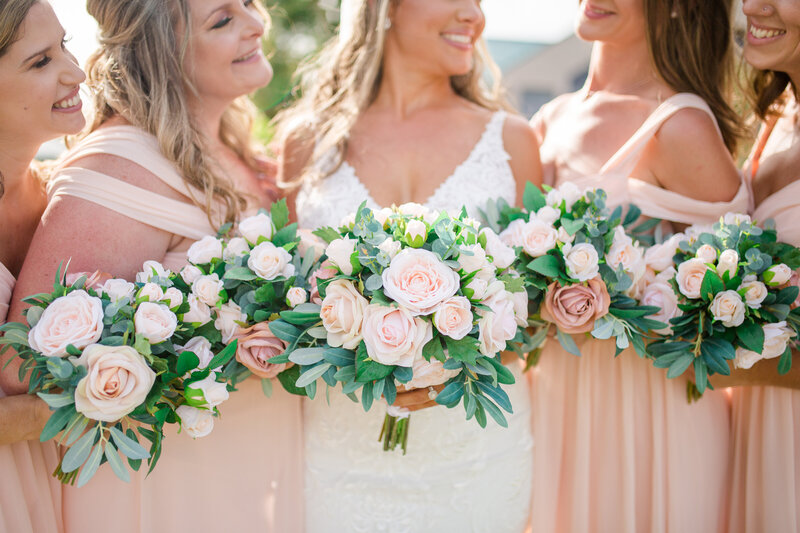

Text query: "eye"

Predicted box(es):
[33, 55, 52, 69]
[211, 15, 233, 29]
[244, 0, 255, 6]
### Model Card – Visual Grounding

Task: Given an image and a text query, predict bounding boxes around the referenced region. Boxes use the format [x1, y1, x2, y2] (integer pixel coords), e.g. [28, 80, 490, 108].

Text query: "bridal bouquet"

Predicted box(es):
[0, 263, 237, 486]
[645, 213, 800, 394]
[483, 182, 664, 363]
[173, 200, 317, 397]
[268, 202, 527, 453]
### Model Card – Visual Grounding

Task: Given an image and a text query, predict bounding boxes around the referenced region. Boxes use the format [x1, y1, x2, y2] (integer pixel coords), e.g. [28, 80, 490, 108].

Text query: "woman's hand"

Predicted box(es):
[711, 355, 800, 390]
[0, 394, 51, 445]
[391, 384, 445, 412]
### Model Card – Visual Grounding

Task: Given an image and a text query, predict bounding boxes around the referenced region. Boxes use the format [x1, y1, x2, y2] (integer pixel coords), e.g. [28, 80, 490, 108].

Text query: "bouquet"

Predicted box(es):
[269, 202, 528, 453]
[645, 213, 800, 395]
[0, 263, 237, 486]
[173, 200, 316, 398]
[483, 182, 665, 363]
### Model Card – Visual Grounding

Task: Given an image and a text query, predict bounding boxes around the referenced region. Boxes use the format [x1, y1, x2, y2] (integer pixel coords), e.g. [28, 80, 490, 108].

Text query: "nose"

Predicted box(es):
[61, 50, 86, 87]
[742, 0, 774, 17]
[241, 3, 266, 40]
[456, 0, 484, 24]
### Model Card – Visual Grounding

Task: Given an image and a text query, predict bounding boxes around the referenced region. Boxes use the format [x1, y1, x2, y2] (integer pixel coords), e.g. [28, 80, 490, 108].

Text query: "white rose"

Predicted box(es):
[564, 242, 600, 282]
[480, 228, 515, 269]
[520, 219, 559, 258]
[478, 289, 518, 356]
[545, 188, 563, 208]
[186, 376, 229, 408]
[404, 354, 461, 390]
[374, 207, 394, 228]
[377, 238, 402, 260]
[535, 205, 560, 225]
[398, 202, 431, 218]
[734, 322, 796, 368]
[320, 279, 368, 349]
[238, 212, 274, 244]
[558, 182, 583, 210]
[339, 212, 357, 229]
[765, 263, 792, 286]
[134, 302, 178, 344]
[137, 282, 164, 303]
[556, 226, 575, 245]
[404, 219, 428, 248]
[676, 258, 711, 299]
[606, 226, 646, 284]
[644, 233, 684, 272]
[183, 294, 212, 325]
[176, 405, 215, 438]
[733, 347, 763, 370]
[325, 238, 358, 276]
[685, 223, 714, 241]
[382, 248, 461, 316]
[223, 237, 250, 261]
[28, 290, 104, 357]
[176, 336, 215, 369]
[640, 281, 681, 334]
[162, 287, 184, 309]
[741, 276, 768, 309]
[695, 244, 718, 264]
[297, 229, 326, 263]
[136, 260, 171, 283]
[248, 242, 295, 280]
[180, 264, 203, 285]
[74, 344, 156, 422]
[214, 301, 246, 344]
[432, 296, 474, 340]
[286, 287, 308, 308]
[510, 288, 529, 327]
[187, 236, 223, 265]
[723, 212, 751, 226]
[458, 244, 491, 275]
[102, 279, 135, 304]
[716, 249, 739, 279]
[710, 290, 746, 327]
[192, 274, 224, 307]
[361, 304, 432, 367]
[499, 219, 526, 248]
[465, 277, 489, 300]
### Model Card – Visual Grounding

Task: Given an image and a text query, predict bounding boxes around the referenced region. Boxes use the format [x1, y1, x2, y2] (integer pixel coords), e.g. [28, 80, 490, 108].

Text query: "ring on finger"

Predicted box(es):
[427, 386, 438, 401]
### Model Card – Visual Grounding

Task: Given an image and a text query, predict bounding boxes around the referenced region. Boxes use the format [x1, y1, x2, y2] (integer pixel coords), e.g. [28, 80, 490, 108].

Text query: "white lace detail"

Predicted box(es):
[298, 111, 532, 532]
[296, 111, 515, 229]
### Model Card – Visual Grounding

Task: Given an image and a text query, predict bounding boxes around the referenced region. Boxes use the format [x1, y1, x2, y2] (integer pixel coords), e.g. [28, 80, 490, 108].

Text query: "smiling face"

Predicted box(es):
[0, 1, 85, 144]
[575, 0, 647, 46]
[742, 0, 800, 78]
[183, 0, 272, 104]
[385, 0, 485, 78]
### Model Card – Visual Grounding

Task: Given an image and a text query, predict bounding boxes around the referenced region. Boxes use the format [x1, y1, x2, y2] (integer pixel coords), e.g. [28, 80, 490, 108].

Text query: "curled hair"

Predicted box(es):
[275, 0, 508, 189]
[83, 0, 268, 226]
[749, 69, 793, 121]
[644, 0, 745, 154]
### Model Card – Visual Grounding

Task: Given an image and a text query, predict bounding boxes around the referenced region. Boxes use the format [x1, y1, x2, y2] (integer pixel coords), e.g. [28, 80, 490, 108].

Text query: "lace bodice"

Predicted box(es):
[297, 110, 533, 533]
[296, 111, 515, 228]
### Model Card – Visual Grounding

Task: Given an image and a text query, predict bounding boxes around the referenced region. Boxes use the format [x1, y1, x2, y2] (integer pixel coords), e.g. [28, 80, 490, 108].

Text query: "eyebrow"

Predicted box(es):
[202, 3, 233, 25]
[21, 30, 66, 66]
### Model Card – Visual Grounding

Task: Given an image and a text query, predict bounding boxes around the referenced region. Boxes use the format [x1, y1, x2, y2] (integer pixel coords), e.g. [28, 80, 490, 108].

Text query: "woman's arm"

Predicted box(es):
[711, 354, 800, 390]
[503, 114, 544, 204]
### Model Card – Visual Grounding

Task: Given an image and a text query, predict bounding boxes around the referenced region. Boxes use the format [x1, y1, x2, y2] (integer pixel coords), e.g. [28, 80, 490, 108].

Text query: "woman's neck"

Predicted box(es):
[374, 51, 458, 117]
[585, 40, 665, 99]
[0, 141, 40, 194]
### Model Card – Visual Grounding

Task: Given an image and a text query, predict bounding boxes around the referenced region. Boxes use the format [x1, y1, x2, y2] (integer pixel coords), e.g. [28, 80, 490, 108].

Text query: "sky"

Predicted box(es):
[50, 0, 580, 67]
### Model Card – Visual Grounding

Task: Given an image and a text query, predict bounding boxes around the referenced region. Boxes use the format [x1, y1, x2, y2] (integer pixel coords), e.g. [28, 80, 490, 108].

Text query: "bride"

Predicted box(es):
[277, 0, 542, 531]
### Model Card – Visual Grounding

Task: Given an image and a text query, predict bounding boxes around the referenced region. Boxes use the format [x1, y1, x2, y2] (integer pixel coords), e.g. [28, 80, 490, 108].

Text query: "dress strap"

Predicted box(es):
[600, 93, 721, 177]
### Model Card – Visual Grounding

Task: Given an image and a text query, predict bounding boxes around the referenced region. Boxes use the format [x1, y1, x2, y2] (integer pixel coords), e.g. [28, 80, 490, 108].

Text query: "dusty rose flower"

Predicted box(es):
[541, 277, 611, 334]
[320, 279, 368, 349]
[232, 322, 289, 379]
[28, 290, 104, 357]
[361, 304, 432, 367]
[382, 248, 460, 316]
[432, 296, 473, 340]
[74, 344, 156, 422]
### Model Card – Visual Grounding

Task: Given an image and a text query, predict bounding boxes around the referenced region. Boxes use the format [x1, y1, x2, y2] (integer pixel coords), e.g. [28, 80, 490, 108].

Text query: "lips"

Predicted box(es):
[53, 88, 81, 110]
[584, 4, 615, 18]
[748, 22, 786, 40]
[233, 48, 260, 63]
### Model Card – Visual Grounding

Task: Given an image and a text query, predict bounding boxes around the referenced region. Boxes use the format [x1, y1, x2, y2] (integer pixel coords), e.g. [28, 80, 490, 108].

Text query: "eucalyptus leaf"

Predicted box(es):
[62, 426, 99, 472]
[295, 363, 332, 388]
[104, 442, 131, 483]
[76, 442, 104, 487]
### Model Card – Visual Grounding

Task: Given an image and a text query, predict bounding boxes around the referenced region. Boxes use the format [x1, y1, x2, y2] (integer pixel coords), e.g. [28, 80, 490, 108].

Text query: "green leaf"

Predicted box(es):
[322, 346, 355, 367]
[777, 346, 793, 375]
[223, 267, 257, 281]
[25, 306, 44, 328]
[666, 353, 695, 379]
[62, 414, 89, 447]
[77, 442, 104, 487]
[288, 347, 325, 365]
[206, 339, 238, 370]
[700, 269, 725, 301]
[109, 426, 150, 460]
[271, 223, 298, 248]
[422, 337, 447, 363]
[312, 226, 342, 244]
[355, 342, 395, 382]
[295, 363, 332, 388]
[104, 442, 131, 483]
[623, 204, 642, 226]
[261, 377, 273, 397]
[527, 255, 562, 278]
[361, 381, 374, 411]
[475, 395, 508, 427]
[40, 405, 76, 442]
[37, 391, 75, 409]
[435, 381, 464, 405]
[475, 380, 513, 413]
[694, 359, 708, 394]
[556, 329, 582, 357]
[333, 366, 356, 382]
[276, 366, 308, 396]
[62, 426, 98, 472]
[176, 351, 200, 376]
[522, 182, 547, 213]
[561, 218, 584, 236]
[364, 275, 383, 292]
[484, 357, 516, 385]
[736, 320, 765, 354]
[268, 321, 302, 344]
[270, 199, 290, 230]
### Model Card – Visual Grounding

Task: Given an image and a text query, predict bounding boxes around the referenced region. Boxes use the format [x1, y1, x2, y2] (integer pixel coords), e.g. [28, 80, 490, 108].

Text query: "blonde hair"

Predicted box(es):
[275, 0, 508, 189]
[83, 0, 268, 226]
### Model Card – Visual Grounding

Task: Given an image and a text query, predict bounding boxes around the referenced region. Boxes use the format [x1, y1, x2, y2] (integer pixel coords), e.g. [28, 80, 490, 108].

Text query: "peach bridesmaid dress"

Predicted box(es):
[727, 106, 800, 532]
[0, 263, 63, 533]
[47, 126, 304, 533]
[529, 93, 749, 533]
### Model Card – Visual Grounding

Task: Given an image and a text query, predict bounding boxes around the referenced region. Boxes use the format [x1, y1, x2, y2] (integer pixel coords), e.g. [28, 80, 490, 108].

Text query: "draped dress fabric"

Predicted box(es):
[727, 108, 800, 533]
[529, 93, 750, 533]
[0, 263, 63, 533]
[47, 125, 304, 533]
[296, 111, 535, 533]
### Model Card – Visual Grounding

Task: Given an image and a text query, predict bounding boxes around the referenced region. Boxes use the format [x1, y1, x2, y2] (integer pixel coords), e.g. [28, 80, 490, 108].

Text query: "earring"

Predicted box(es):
[385, 18, 392, 30]
[670, 9, 678, 18]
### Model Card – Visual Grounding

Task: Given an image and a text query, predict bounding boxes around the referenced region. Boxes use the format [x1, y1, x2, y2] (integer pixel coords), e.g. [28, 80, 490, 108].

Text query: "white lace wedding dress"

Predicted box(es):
[296, 111, 533, 533]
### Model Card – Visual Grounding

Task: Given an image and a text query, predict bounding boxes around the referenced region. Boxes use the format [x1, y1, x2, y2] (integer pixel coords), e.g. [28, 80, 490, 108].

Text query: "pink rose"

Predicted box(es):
[478, 290, 518, 356]
[640, 280, 680, 334]
[361, 304, 432, 367]
[65, 270, 112, 292]
[432, 296, 474, 340]
[541, 277, 611, 334]
[381, 248, 460, 316]
[28, 290, 104, 357]
[788, 270, 800, 309]
[675, 258, 711, 299]
[520, 219, 559, 257]
[309, 261, 338, 305]
[297, 229, 327, 263]
[320, 279, 368, 349]
[232, 322, 290, 379]
[404, 355, 461, 390]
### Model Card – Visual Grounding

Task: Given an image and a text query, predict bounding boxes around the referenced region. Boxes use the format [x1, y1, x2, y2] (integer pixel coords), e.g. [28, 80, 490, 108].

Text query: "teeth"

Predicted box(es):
[234, 50, 257, 63]
[53, 94, 81, 109]
[442, 33, 471, 45]
[589, 7, 614, 15]
[750, 26, 786, 39]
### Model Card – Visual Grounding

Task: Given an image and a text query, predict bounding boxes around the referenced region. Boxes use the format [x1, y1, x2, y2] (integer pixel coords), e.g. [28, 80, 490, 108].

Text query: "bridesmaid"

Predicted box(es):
[0, 1, 85, 531]
[712, 0, 800, 530]
[3, 1, 302, 532]
[529, 1, 748, 532]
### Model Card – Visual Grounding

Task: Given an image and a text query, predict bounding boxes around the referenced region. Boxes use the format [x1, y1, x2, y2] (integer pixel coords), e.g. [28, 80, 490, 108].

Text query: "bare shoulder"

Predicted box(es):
[529, 91, 579, 141]
[651, 107, 741, 202]
[503, 113, 543, 190]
